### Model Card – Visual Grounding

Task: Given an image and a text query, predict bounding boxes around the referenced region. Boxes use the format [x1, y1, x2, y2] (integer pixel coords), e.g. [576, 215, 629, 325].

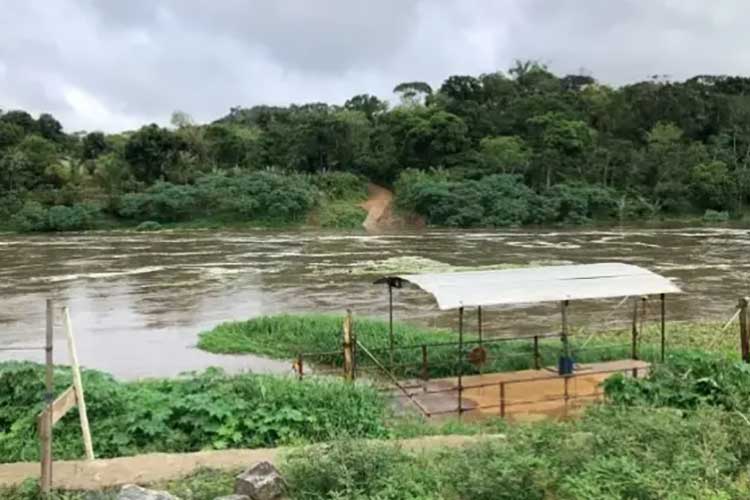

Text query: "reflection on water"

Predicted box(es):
[0, 226, 748, 379]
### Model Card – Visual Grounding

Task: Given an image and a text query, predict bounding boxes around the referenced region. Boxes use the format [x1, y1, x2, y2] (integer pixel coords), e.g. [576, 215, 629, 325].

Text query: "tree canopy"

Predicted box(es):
[3, 61, 750, 231]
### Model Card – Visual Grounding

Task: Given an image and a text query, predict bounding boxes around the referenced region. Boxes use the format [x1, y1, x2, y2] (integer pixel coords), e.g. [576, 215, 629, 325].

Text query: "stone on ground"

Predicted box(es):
[234, 461, 287, 500]
[118, 484, 181, 500]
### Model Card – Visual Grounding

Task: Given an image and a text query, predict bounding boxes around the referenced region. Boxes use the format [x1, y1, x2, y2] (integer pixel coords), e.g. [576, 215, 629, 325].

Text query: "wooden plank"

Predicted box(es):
[48, 386, 77, 426]
[63, 307, 94, 460]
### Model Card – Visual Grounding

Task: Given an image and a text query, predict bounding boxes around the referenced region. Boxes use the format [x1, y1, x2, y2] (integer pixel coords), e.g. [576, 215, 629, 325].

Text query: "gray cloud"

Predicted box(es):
[1, 0, 748, 132]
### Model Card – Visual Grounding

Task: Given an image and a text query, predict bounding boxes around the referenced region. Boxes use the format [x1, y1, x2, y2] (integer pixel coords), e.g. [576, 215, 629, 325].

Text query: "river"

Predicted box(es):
[0, 226, 747, 379]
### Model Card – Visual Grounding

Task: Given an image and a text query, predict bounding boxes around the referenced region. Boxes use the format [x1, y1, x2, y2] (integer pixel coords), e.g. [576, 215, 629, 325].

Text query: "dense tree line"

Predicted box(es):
[3, 61, 750, 231]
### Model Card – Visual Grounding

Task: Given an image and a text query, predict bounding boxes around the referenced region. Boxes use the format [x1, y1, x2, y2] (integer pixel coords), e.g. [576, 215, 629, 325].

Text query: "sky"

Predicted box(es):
[1, 0, 748, 133]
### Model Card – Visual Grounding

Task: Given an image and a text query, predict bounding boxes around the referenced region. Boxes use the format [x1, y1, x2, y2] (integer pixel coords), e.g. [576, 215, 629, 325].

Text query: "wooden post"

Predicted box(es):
[457, 306, 464, 417]
[499, 382, 506, 418]
[660, 293, 666, 363]
[421, 345, 428, 381]
[40, 299, 54, 495]
[563, 375, 570, 418]
[388, 282, 394, 369]
[533, 335, 541, 370]
[63, 307, 94, 460]
[477, 306, 483, 346]
[739, 297, 749, 363]
[297, 354, 304, 380]
[343, 310, 354, 381]
[631, 298, 639, 360]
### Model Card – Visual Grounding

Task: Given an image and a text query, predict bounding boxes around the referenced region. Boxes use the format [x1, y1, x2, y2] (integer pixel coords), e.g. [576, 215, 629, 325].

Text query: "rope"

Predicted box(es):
[579, 296, 631, 349]
[707, 306, 742, 350]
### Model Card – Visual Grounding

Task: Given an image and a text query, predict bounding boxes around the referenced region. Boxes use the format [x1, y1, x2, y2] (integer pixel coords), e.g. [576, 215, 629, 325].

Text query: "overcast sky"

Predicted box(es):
[1, 0, 747, 133]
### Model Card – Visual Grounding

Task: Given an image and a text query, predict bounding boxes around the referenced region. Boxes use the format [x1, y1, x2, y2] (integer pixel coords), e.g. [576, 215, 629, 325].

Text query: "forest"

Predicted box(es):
[2, 61, 750, 231]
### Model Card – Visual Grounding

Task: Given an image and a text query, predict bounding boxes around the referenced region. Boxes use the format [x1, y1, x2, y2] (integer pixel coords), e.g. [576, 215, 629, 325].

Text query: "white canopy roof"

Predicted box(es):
[378, 263, 681, 310]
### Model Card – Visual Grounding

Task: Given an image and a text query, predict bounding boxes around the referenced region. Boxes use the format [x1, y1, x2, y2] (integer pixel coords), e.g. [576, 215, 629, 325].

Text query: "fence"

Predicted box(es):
[292, 298, 750, 419]
[0, 300, 93, 495]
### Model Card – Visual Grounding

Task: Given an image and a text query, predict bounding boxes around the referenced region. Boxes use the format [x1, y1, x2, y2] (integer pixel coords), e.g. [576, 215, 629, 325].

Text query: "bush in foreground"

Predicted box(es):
[282, 406, 750, 499]
[0, 362, 387, 463]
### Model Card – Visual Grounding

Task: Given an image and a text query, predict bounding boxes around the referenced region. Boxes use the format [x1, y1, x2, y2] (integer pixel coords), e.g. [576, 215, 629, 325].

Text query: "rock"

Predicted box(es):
[214, 496, 250, 500]
[118, 484, 181, 500]
[234, 461, 287, 500]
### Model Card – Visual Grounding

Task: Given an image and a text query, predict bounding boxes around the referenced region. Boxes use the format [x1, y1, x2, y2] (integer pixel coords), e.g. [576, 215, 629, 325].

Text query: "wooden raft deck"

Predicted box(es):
[394, 359, 650, 421]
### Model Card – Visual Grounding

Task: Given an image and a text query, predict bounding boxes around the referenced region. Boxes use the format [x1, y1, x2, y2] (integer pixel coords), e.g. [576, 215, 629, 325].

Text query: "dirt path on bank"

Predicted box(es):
[0, 434, 502, 490]
[360, 183, 395, 232]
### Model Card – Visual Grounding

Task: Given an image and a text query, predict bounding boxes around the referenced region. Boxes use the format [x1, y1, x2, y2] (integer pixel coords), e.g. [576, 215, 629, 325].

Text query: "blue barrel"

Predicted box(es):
[558, 356, 575, 375]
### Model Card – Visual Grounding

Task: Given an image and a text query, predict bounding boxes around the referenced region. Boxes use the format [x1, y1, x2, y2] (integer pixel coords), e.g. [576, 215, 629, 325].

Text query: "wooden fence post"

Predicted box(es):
[533, 336, 540, 370]
[421, 345, 428, 381]
[739, 297, 749, 363]
[63, 307, 94, 460]
[40, 299, 54, 495]
[343, 310, 354, 381]
[499, 382, 506, 418]
[631, 298, 639, 360]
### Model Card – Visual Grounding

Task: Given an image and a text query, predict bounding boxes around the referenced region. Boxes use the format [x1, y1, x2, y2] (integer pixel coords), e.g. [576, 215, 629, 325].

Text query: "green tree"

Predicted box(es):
[393, 81, 432, 106]
[689, 160, 736, 211]
[344, 94, 387, 119]
[479, 136, 530, 175]
[527, 113, 595, 188]
[124, 125, 185, 183]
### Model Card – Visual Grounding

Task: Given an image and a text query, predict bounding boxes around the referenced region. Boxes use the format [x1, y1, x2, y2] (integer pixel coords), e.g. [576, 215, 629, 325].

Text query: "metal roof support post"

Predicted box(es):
[458, 306, 464, 418]
[559, 300, 573, 375]
[660, 293, 666, 363]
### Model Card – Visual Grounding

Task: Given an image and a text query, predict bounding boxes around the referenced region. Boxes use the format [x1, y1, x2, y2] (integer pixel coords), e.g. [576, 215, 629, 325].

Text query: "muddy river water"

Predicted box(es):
[0, 226, 747, 379]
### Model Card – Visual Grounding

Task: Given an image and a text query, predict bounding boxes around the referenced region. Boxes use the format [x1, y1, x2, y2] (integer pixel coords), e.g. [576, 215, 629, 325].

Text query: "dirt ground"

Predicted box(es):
[0, 434, 502, 490]
[360, 183, 395, 232]
[360, 183, 424, 232]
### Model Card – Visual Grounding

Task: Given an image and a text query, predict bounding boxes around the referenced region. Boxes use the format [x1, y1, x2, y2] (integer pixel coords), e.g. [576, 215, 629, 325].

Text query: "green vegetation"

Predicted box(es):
[197, 313, 735, 379]
[5, 65, 750, 232]
[0, 362, 387, 464]
[281, 405, 750, 499]
[5, 327, 750, 497]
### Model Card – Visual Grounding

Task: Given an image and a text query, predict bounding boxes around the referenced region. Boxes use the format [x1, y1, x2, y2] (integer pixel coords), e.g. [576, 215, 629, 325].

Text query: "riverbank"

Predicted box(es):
[3, 366, 750, 498]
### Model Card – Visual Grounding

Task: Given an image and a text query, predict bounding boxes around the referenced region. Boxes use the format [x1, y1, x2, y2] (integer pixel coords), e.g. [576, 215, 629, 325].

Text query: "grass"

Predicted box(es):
[197, 313, 739, 380]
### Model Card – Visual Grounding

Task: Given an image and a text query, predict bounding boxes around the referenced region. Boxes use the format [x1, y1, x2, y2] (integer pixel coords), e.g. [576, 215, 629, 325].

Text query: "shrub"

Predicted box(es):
[10, 201, 47, 232]
[282, 406, 750, 499]
[0, 362, 387, 463]
[310, 171, 367, 200]
[195, 172, 319, 221]
[703, 209, 730, 223]
[136, 220, 162, 231]
[319, 201, 366, 229]
[118, 182, 198, 222]
[45, 203, 100, 231]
